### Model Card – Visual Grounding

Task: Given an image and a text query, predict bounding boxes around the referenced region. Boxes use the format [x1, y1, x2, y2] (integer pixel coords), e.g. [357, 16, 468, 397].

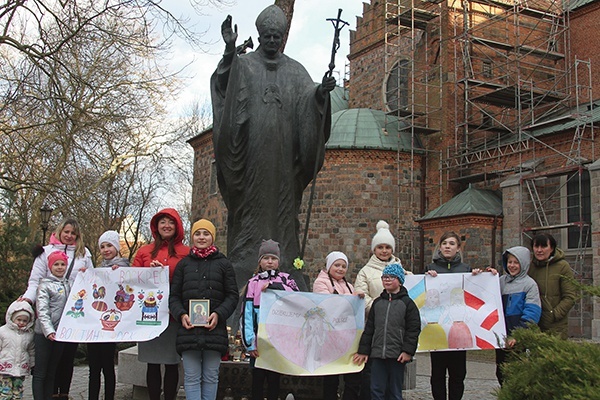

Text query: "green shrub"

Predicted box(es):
[498, 327, 600, 400]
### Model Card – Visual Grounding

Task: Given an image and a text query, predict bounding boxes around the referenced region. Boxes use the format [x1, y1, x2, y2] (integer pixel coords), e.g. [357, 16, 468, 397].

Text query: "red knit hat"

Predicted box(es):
[48, 251, 68, 269]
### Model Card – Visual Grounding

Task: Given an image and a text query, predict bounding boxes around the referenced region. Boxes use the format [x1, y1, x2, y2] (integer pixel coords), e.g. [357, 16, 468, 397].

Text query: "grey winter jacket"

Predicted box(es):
[98, 257, 130, 269]
[35, 275, 71, 337]
[358, 286, 421, 358]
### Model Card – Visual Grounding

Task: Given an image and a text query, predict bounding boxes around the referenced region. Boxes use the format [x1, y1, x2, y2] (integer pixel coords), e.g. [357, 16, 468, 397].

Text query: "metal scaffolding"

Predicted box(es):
[384, 0, 444, 269]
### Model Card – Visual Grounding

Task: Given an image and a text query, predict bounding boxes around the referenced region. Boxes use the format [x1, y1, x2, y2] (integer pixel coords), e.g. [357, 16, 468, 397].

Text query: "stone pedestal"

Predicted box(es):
[118, 346, 417, 399]
[117, 345, 185, 400]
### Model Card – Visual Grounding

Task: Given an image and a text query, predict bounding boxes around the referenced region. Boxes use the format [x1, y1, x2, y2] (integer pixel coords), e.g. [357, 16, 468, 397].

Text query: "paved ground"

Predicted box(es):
[23, 352, 500, 399]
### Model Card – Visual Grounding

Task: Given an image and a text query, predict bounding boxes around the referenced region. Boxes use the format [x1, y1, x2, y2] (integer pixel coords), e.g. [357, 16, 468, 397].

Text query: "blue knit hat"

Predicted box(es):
[382, 263, 405, 284]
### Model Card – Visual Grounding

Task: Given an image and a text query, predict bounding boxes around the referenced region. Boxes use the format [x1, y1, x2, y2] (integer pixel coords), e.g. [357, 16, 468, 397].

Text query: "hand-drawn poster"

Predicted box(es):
[255, 290, 365, 376]
[404, 273, 506, 352]
[56, 267, 170, 343]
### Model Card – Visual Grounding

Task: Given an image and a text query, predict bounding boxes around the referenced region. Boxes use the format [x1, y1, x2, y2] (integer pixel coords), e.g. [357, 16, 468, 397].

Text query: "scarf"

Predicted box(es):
[190, 245, 217, 259]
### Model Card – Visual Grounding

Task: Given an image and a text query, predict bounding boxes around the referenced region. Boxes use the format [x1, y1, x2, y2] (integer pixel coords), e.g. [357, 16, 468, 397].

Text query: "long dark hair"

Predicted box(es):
[150, 216, 179, 259]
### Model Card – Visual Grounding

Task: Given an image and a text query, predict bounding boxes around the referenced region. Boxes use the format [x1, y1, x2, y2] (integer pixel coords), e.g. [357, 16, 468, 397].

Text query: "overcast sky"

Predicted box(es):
[161, 0, 366, 114]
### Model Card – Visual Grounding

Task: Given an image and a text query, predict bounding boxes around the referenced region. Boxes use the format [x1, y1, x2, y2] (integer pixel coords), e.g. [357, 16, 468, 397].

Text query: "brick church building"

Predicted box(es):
[189, 0, 600, 339]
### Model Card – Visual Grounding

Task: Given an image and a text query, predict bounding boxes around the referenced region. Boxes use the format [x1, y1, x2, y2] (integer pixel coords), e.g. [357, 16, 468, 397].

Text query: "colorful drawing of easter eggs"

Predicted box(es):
[100, 309, 122, 331]
[74, 298, 84, 311]
[92, 301, 108, 312]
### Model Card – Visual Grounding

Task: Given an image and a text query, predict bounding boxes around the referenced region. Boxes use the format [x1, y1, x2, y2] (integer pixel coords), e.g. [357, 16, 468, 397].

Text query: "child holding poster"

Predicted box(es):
[32, 251, 72, 400]
[169, 219, 239, 400]
[494, 246, 541, 385]
[87, 230, 131, 400]
[240, 239, 299, 400]
[313, 251, 363, 400]
[353, 264, 421, 400]
[354, 220, 409, 314]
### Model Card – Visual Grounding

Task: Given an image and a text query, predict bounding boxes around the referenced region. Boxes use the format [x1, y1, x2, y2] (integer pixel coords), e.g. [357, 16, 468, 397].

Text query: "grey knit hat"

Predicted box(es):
[258, 239, 280, 261]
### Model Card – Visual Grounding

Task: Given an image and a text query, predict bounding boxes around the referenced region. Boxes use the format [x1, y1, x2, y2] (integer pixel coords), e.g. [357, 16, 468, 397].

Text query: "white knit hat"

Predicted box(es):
[325, 251, 349, 272]
[371, 220, 396, 252]
[98, 230, 121, 251]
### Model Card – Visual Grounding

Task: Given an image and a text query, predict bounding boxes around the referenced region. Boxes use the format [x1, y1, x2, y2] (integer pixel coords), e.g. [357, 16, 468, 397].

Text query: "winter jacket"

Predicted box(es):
[354, 254, 404, 313]
[499, 246, 541, 335]
[425, 249, 471, 275]
[358, 287, 421, 359]
[312, 269, 354, 295]
[133, 208, 190, 281]
[35, 275, 71, 337]
[528, 247, 576, 338]
[169, 250, 239, 356]
[98, 257, 130, 269]
[0, 301, 35, 377]
[22, 233, 93, 302]
[240, 269, 299, 351]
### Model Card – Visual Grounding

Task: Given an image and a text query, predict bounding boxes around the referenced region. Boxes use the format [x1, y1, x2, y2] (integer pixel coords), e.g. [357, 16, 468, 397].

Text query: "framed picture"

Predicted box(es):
[189, 299, 210, 327]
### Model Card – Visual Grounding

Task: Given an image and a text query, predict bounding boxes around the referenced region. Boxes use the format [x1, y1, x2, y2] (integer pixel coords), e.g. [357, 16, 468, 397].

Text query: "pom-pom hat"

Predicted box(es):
[325, 251, 348, 272]
[258, 239, 280, 261]
[98, 230, 120, 251]
[371, 220, 396, 252]
[382, 263, 405, 284]
[48, 251, 68, 269]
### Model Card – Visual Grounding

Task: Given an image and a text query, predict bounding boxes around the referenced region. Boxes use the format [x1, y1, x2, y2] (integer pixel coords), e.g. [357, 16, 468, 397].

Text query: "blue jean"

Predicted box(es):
[371, 358, 405, 400]
[181, 350, 221, 400]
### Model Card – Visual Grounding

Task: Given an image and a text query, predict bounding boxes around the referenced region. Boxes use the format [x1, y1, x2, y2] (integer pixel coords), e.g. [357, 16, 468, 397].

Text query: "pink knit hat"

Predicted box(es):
[48, 251, 68, 269]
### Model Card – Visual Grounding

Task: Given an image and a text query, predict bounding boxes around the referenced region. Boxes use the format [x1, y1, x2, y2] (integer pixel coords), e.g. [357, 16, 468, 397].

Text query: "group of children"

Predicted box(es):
[0, 228, 128, 400]
[0, 216, 542, 400]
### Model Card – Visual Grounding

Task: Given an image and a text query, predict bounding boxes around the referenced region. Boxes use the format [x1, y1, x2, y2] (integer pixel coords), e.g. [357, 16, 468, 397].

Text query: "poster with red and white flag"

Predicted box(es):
[404, 273, 506, 352]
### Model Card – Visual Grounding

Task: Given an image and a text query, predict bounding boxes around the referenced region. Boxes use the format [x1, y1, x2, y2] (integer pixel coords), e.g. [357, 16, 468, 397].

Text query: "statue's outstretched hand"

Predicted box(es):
[222, 15, 238, 52]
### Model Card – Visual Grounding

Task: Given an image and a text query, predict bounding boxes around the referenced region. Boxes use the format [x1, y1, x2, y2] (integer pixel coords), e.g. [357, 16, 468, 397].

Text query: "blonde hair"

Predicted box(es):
[53, 218, 87, 258]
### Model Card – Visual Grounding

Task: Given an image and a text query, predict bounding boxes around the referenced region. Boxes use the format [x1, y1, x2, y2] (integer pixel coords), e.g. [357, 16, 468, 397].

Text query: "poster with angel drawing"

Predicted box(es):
[255, 290, 365, 376]
[404, 273, 506, 352]
[55, 267, 170, 343]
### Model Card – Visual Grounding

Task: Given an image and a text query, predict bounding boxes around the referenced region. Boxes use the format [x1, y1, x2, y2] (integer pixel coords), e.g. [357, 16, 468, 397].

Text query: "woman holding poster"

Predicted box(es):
[133, 208, 190, 400]
[21, 218, 94, 399]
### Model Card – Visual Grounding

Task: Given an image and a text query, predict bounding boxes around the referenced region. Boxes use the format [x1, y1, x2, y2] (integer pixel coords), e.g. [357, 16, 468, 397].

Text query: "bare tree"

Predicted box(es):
[0, 1, 222, 254]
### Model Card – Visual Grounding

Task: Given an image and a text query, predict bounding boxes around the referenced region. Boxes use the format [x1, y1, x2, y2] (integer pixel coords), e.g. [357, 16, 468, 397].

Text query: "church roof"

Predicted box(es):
[326, 108, 422, 151]
[330, 86, 349, 114]
[418, 185, 503, 221]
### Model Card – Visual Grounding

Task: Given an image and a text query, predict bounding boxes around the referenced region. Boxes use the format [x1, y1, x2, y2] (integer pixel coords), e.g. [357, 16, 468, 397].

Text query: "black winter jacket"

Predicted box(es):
[169, 250, 239, 356]
[425, 249, 471, 274]
[358, 286, 421, 358]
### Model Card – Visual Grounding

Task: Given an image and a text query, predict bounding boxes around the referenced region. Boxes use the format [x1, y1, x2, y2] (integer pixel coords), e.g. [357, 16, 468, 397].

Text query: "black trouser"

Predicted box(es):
[146, 363, 179, 400]
[87, 343, 117, 400]
[430, 350, 467, 400]
[324, 373, 363, 400]
[53, 342, 78, 397]
[251, 366, 280, 400]
[33, 333, 64, 400]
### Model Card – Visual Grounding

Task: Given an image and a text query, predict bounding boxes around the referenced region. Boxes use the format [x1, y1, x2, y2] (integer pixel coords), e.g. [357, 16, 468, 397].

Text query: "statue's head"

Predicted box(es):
[256, 5, 287, 57]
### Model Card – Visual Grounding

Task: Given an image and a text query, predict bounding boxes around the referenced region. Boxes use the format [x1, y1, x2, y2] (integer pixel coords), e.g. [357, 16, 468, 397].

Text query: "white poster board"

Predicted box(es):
[56, 267, 170, 342]
[255, 290, 365, 376]
[404, 273, 506, 352]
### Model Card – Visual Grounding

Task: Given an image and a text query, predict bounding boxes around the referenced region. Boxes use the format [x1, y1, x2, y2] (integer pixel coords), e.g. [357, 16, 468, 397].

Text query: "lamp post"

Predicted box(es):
[40, 205, 53, 244]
